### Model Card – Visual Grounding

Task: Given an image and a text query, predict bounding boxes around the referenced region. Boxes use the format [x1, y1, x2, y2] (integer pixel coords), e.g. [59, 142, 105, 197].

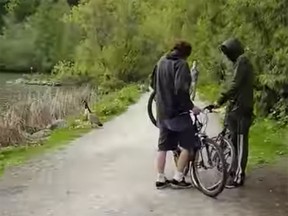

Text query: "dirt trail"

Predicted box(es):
[0, 94, 287, 216]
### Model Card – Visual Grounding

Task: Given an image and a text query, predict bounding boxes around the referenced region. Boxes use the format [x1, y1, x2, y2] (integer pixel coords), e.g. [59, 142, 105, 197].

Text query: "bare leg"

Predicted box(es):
[171, 148, 192, 188]
[157, 151, 167, 180]
[177, 148, 190, 172]
[173, 148, 190, 181]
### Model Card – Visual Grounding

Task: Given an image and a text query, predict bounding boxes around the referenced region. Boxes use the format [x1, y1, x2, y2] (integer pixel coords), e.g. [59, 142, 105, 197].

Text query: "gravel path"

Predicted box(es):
[0, 93, 287, 216]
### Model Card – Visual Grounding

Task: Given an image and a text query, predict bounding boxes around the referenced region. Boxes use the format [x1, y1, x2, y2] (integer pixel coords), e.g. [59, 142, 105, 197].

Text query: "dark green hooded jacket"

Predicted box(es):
[217, 38, 254, 117]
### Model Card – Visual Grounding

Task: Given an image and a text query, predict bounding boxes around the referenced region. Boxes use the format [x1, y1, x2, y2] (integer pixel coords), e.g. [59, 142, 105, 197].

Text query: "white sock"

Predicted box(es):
[157, 173, 166, 182]
[173, 171, 184, 182]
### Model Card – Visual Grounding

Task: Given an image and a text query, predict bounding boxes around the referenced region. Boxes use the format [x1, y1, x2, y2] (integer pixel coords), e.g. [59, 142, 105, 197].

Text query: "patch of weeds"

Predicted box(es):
[95, 84, 141, 121]
[0, 84, 141, 176]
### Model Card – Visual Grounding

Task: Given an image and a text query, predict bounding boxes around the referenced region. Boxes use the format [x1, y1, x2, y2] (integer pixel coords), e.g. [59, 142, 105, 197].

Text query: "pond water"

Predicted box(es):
[0, 72, 97, 117]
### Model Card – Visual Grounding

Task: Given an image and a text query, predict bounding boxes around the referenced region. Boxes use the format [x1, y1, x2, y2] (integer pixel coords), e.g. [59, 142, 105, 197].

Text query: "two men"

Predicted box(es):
[151, 41, 201, 189]
[152, 38, 254, 189]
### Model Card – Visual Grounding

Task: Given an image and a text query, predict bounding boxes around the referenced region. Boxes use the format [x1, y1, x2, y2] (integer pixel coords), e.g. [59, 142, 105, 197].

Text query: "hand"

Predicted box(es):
[192, 106, 201, 115]
[205, 104, 216, 112]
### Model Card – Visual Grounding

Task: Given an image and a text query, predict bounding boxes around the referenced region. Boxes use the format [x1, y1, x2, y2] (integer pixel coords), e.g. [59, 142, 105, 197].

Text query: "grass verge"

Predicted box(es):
[198, 83, 288, 169]
[249, 119, 287, 167]
[0, 84, 142, 176]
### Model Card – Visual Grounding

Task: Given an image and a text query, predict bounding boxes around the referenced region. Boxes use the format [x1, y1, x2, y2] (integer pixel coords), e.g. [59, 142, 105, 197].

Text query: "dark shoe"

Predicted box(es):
[156, 179, 170, 189]
[225, 179, 244, 189]
[170, 178, 192, 189]
[225, 182, 237, 189]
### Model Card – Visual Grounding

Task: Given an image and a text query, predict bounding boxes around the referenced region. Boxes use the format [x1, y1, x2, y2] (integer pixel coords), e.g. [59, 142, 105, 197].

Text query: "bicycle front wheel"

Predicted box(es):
[191, 138, 227, 197]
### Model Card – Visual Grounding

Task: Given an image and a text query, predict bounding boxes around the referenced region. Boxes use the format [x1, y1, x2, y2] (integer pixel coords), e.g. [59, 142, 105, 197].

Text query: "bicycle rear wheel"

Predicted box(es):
[191, 138, 227, 197]
[212, 136, 235, 175]
[147, 91, 157, 127]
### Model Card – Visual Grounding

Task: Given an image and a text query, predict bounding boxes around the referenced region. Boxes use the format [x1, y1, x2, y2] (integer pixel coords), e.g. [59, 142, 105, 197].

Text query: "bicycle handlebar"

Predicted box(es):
[192, 105, 216, 133]
[202, 104, 216, 113]
[189, 105, 215, 116]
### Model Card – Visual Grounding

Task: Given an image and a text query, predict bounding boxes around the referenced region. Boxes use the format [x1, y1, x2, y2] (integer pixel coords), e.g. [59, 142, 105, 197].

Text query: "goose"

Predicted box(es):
[82, 100, 103, 127]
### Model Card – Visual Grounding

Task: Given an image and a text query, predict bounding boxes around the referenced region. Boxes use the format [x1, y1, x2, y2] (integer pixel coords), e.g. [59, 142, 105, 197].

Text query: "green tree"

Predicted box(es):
[1, 0, 287, 122]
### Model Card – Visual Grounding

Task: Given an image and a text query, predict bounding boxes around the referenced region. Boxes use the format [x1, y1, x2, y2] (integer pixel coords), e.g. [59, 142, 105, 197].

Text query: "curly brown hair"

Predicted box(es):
[171, 40, 192, 58]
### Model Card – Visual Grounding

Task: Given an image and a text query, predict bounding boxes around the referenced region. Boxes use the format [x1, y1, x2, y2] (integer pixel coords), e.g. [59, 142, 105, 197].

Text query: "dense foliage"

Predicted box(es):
[0, 0, 287, 122]
[0, 0, 80, 72]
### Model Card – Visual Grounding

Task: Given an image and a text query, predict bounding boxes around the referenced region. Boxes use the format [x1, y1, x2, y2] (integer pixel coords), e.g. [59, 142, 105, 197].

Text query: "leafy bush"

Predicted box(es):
[0, 0, 81, 72]
[95, 85, 141, 120]
[190, 0, 288, 124]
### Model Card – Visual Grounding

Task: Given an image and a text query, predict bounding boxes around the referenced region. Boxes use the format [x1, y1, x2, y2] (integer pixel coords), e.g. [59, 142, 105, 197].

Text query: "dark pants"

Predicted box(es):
[158, 114, 197, 152]
[225, 112, 252, 184]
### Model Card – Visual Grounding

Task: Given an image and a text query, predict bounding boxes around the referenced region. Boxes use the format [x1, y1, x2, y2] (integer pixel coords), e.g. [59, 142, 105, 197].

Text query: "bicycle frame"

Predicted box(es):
[215, 124, 232, 143]
[191, 108, 210, 136]
[192, 109, 213, 168]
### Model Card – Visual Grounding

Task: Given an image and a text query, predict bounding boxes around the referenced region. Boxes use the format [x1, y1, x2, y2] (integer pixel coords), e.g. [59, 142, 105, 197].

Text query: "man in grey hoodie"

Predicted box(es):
[215, 38, 254, 188]
[151, 41, 201, 189]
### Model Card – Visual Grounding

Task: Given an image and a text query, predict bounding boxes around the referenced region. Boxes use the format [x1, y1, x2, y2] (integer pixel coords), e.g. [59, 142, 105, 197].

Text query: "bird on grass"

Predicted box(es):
[82, 100, 103, 127]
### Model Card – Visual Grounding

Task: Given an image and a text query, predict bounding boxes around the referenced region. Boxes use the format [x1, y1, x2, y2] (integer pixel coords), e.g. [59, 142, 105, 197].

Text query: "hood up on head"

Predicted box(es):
[220, 38, 244, 62]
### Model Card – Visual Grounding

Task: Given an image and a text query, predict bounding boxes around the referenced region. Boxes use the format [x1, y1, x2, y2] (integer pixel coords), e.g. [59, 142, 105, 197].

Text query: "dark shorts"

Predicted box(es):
[158, 125, 197, 151]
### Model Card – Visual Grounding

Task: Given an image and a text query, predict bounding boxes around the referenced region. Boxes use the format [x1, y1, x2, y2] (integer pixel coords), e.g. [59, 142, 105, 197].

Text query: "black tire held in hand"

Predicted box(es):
[147, 91, 157, 127]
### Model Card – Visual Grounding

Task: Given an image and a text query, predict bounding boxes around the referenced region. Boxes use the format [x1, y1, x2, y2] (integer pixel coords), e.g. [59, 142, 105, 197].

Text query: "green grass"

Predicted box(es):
[0, 84, 141, 176]
[249, 119, 288, 168]
[0, 128, 89, 175]
[95, 84, 142, 121]
[198, 83, 288, 168]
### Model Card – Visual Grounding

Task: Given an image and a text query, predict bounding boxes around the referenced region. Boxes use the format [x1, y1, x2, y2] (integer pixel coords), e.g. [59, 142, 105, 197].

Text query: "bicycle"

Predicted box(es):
[147, 91, 235, 175]
[147, 92, 232, 197]
[180, 107, 227, 197]
[196, 103, 236, 176]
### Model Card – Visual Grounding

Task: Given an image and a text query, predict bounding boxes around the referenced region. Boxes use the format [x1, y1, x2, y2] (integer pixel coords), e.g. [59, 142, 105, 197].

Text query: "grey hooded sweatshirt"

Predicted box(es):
[150, 51, 194, 129]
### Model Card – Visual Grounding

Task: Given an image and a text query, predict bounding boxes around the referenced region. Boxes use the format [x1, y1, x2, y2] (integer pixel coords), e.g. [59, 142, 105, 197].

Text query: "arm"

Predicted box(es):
[174, 61, 194, 110]
[217, 59, 246, 106]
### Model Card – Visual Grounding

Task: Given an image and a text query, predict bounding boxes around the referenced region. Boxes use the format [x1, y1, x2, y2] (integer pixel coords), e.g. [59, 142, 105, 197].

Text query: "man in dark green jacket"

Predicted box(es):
[215, 38, 254, 188]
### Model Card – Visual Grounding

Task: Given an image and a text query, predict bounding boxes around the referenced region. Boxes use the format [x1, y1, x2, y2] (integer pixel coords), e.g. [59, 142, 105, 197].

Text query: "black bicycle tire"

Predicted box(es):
[212, 136, 236, 175]
[147, 91, 157, 127]
[191, 138, 227, 198]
